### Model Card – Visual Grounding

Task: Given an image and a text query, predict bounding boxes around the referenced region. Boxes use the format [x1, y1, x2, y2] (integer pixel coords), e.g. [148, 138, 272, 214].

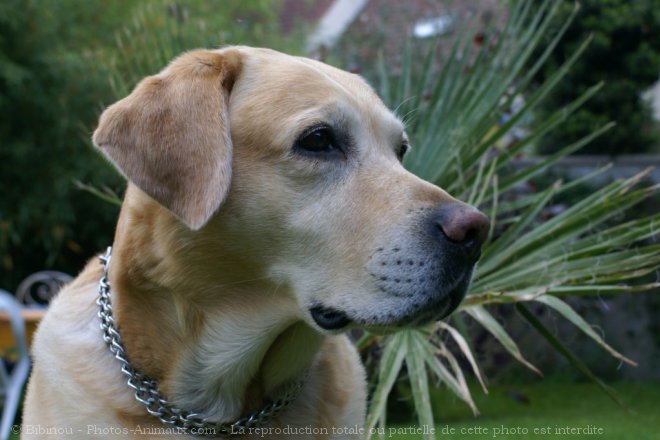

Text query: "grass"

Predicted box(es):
[385, 380, 660, 440]
[9, 380, 658, 439]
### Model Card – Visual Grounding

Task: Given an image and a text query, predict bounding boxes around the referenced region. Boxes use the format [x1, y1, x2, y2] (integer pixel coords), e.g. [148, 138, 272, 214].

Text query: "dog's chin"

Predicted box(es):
[366, 285, 466, 333]
[309, 280, 469, 333]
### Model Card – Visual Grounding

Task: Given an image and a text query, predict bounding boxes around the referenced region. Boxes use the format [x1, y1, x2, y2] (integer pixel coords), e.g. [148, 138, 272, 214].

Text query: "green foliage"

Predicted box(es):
[363, 2, 660, 437]
[532, 0, 660, 155]
[95, 0, 299, 95]
[0, 0, 128, 289]
[0, 0, 301, 290]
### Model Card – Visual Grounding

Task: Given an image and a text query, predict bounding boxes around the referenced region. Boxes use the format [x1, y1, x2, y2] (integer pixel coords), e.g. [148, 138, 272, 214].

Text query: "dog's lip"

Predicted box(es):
[309, 305, 352, 330]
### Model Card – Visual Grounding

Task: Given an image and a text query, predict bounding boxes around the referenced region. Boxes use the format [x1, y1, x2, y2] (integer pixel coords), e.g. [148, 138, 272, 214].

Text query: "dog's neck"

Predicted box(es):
[166, 295, 321, 421]
[108, 197, 324, 423]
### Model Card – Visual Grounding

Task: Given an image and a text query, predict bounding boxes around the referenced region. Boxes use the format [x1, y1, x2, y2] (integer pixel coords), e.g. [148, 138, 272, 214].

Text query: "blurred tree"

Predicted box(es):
[94, 0, 295, 95]
[533, 0, 660, 155]
[0, 0, 298, 290]
[0, 0, 128, 290]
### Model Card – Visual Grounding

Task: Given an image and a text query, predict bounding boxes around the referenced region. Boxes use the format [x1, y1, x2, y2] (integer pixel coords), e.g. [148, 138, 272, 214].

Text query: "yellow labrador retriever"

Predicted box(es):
[23, 46, 488, 439]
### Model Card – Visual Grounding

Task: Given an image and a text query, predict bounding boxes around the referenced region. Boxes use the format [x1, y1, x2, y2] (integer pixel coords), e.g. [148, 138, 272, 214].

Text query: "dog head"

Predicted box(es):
[93, 47, 489, 334]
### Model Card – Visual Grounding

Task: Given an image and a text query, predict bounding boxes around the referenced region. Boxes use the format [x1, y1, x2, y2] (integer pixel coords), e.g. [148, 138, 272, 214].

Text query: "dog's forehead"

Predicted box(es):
[231, 47, 404, 137]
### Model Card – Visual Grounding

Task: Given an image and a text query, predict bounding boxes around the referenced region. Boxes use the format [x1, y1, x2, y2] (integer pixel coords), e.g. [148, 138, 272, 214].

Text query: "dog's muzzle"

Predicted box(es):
[311, 203, 489, 331]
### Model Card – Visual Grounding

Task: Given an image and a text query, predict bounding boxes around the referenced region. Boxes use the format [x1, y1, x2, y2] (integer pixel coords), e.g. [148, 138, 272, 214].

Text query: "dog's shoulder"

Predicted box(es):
[30, 256, 112, 385]
[25, 256, 143, 432]
[35, 257, 102, 342]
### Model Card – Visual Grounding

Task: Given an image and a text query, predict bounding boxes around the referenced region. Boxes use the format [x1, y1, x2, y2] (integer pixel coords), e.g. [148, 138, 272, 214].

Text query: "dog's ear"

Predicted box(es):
[93, 49, 242, 230]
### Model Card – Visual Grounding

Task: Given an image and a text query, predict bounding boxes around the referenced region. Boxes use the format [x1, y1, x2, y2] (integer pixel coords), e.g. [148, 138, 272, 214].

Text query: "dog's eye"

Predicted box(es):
[397, 143, 410, 161]
[296, 128, 336, 154]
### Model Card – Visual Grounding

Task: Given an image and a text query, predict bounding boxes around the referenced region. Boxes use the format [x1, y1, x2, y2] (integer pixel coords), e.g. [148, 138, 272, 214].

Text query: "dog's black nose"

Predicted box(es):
[433, 203, 489, 261]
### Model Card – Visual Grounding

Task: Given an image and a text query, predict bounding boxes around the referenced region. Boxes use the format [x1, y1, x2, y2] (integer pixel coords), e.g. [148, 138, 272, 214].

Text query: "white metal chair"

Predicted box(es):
[0, 291, 30, 440]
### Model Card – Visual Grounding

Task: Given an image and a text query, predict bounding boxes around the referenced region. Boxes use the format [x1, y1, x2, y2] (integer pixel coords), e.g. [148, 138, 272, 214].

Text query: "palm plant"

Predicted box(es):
[364, 2, 659, 437]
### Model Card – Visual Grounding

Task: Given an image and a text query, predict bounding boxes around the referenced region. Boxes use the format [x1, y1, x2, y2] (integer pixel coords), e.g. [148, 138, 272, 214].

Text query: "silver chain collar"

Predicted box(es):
[96, 247, 306, 437]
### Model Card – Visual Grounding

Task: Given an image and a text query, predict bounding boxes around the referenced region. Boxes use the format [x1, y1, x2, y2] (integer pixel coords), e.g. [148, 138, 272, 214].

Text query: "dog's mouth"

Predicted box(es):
[309, 278, 470, 332]
[310, 306, 352, 330]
